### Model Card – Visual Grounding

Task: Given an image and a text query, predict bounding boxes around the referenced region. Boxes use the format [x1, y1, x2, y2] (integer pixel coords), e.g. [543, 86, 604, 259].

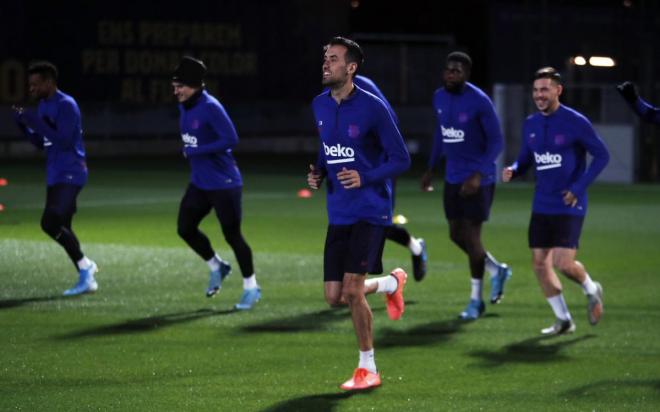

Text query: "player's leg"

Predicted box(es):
[42, 184, 98, 296]
[386, 225, 427, 281]
[553, 247, 603, 326]
[177, 184, 225, 296]
[210, 187, 258, 309]
[532, 247, 575, 335]
[324, 224, 350, 307]
[457, 218, 487, 319]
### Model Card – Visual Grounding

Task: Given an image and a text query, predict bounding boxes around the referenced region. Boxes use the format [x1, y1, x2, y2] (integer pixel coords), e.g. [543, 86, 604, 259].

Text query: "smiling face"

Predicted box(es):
[172, 81, 198, 103]
[322, 44, 355, 90]
[533, 77, 563, 115]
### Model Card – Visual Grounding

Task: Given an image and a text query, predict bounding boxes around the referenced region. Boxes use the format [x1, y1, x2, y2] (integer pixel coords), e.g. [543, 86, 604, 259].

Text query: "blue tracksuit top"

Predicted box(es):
[631, 96, 660, 124]
[429, 82, 503, 185]
[312, 85, 411, 226]
[512, 104, 610, 216]
[13, 90, 88, 187]
[179, 90, 242, 190]
[353, 75, 399, 126]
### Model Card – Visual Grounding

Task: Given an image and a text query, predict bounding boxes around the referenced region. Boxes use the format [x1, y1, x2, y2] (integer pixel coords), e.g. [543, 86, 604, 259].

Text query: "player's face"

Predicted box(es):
[443, 61, 468, 93]
[533, 78, 562, 114]
[28, 74, 54, 100]
[322, 45, 355, 89]
[172, 82, 197, 103]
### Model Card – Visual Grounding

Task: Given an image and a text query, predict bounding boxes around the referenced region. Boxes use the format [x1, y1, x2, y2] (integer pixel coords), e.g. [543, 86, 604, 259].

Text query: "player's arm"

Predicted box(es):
[19, 101, 79, 148]
[477, 97, 504, 172]
[185, 104, 238, 157]
[357, 104, 411, 187]
[421, 116, 444, 191]
[308, 147, 326, 190]
[566, 119, 610, 201]
[503, 123, 533, 182]
[617, 81, 660, 125]
[12, 106, 44, 149]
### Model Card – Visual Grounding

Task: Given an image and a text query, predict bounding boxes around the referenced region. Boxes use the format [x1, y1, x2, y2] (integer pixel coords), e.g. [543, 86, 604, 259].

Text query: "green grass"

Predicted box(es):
[1, 158, 660, 411]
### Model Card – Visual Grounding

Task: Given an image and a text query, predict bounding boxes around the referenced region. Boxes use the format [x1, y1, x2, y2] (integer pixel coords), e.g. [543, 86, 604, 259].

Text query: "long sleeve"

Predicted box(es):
[427, 126, 443, 170]
[511, 123, 533, 179]
[20, 102, 78, 149]
[633, 97, 660, 125]
[13, 112, 44, 149]
[361, 103, 411, 185]
[477, 100, 504, 174]
[568, 120, 610, 196]
[184, 103, 238, 157]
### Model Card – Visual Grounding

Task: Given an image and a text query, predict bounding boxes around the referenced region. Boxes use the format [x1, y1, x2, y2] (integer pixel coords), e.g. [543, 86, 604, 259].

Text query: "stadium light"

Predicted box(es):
[588, 56, 616, 67]
[572, 56, 587, 66]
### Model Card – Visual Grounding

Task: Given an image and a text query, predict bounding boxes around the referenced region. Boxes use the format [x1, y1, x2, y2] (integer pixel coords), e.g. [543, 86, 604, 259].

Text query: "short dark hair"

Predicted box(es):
[534, 66, 562, 84]
[327, 36, 364, 72]
[27, 61, 58, 82]
[447, 51, 472, 70]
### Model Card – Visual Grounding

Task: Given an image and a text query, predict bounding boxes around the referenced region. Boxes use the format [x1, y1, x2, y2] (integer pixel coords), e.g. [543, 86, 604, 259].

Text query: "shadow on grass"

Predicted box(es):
[56, 308, 236, 339]
[468, 334, 597, 367]
[261, 389, 373, 412]
[562, 378, 660, 399]
[241, 308, 351, 333]
[240, 302, 402, 334]
[0, 295, 65, 309]
[376, 317, 466, 348]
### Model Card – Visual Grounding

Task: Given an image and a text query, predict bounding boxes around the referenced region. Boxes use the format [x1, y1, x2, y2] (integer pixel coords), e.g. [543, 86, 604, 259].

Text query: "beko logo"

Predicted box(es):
[323, 142, 355, 164]
[534, 152, 562, 170]
[441, 125, 465, 142]
[182, 133, 198, 147]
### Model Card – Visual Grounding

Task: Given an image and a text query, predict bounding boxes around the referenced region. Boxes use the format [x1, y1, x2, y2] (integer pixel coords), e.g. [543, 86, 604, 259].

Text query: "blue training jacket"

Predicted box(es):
[312, 85, 410, 226]
[179, 90, 242, 190]
[631, 96, 660, 124]
[511, 104, 610, 216]
[14, 90, 88, 187]
[429, 82, 503, 185]
[353, 75, 399, 126]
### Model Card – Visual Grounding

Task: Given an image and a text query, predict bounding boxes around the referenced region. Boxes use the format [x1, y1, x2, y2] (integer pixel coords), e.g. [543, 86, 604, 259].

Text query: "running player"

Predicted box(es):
[421, 51, 512, 320]
[308, 37, 410, 390]
[172, 56, 260, 310]
[353, 75, 428, 281]
[12, 61, 98, 296]
[502, 67, 609, 335]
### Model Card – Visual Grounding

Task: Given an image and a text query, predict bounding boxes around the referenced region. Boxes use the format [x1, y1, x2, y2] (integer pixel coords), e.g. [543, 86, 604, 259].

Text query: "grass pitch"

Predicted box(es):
[1, 157, 659, 411]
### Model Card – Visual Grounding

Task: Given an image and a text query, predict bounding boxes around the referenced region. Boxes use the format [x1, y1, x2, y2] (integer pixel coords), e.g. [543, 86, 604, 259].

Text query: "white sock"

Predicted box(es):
[408, 237, 422, 256]
[77, 256, 92, 270]
[358, 349, 377, 373]
[243, 274, 258, 290]
[470, 278, 483, 301]
[581, 273, 598, 295]
[365, 275, 398, 294]
[206, 254, 222, 271]
[484, 251, 500, 277]
[547, 294, 572, 321]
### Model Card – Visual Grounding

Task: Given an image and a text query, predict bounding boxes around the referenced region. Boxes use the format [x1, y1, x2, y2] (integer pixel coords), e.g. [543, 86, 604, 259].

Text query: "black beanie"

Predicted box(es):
[172, 56, 207, 87]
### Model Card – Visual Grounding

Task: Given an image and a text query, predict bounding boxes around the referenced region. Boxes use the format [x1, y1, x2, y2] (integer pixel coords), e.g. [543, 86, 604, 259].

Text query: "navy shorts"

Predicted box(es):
[323, 221, 387, 282]
[443, 182, 495, 222]
[528, 213, 584, 249]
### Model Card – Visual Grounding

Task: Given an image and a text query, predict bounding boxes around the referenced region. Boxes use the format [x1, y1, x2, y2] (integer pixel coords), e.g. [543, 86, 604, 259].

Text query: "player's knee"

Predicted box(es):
[325, 294, 344, 307]
[177, 222, 195, 240]
[342, 287, 362, 304]
[40, 209, 62, 237]
[449, 230, 463, 247]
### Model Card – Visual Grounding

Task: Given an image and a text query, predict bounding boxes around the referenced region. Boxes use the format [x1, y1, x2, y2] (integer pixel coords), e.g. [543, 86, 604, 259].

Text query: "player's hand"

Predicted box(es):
[616, 81, 638, 104]
[502, 167, 514, 183]
[421, 170, 434, 192]
[307, 164, 324, 189]
[337, 167, 361, 189]
[562, 190, 578, 207]
[11, 105, 24, 115]
[460, 172, 481, 197]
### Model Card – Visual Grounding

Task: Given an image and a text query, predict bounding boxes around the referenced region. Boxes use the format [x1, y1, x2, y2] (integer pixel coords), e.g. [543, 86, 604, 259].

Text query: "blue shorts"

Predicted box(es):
[323, 221, 387, 282]
[443, 182, 495, 222]
[528, 213, 584, 249]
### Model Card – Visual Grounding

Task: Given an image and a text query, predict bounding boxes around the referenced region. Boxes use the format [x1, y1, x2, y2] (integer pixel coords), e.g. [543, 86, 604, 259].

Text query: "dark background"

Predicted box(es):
[1, 0, 658, 179]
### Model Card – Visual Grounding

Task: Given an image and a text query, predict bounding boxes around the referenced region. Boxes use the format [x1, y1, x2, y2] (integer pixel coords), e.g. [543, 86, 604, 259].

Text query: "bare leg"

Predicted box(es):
[343, 273, 373, 351]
